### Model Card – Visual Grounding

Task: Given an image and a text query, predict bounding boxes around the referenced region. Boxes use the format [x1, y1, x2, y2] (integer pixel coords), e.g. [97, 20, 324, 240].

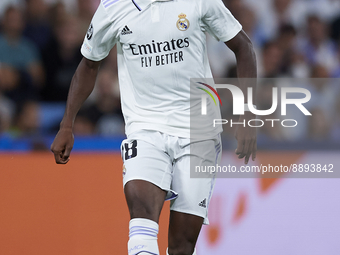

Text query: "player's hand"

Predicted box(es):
[234, 115, 257, 164]
[50, 128, 74, 164]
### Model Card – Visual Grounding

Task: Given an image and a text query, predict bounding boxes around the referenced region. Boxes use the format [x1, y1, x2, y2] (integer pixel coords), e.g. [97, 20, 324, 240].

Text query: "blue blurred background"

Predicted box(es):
[0, 0, 340, 151]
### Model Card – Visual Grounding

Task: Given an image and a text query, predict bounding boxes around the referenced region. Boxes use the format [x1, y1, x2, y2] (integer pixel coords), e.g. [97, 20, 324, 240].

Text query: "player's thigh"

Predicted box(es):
[121, 131, 174, 221]
[125, 180, 166, 222]
[122, 132, 174, 196]
[170, 136, 221, 225]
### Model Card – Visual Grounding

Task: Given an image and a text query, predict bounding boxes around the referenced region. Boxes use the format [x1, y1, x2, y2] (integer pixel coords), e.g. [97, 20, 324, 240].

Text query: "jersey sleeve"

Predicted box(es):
[199, 0, 242, 42]
[81, 2, 118, 61]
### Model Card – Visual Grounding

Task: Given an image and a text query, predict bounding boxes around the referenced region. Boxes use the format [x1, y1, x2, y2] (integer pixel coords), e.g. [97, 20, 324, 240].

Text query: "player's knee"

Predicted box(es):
[168, 241, 195, 255]
[168, 225, 198, 255]
[125, 181, 165, 221]
[126, 192, 160, 221]
[128, 202, 156, 219]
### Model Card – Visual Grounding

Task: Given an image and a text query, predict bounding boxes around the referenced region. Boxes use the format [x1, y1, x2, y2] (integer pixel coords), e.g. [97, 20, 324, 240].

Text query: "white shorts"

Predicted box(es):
[121, 130, 222, 224]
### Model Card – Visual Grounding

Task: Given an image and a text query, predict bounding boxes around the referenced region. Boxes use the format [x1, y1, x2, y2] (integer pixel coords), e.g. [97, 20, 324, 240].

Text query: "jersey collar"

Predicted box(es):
[132, 0, 172, 11]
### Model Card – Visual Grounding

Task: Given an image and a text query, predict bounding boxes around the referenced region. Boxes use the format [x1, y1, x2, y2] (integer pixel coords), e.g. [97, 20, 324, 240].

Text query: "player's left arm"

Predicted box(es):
[225, 30, 257, 164]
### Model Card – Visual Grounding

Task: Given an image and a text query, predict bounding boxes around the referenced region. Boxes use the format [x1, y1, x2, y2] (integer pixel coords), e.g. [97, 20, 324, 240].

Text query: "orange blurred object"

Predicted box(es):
[0, 153, 170, 255]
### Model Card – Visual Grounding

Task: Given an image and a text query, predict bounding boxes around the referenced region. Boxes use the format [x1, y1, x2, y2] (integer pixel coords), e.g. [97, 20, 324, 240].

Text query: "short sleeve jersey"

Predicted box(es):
[81, 0, 242, 138]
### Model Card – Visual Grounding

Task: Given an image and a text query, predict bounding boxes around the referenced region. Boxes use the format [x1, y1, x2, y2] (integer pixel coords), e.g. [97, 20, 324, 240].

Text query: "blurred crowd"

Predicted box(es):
[0, 0, 124, 140]
[0, 0, 339, 145]
[210, 0, 340, 144]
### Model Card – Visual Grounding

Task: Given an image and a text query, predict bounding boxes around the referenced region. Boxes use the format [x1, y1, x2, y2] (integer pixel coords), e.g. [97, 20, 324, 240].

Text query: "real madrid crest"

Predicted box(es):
[177, 13, 190, 31]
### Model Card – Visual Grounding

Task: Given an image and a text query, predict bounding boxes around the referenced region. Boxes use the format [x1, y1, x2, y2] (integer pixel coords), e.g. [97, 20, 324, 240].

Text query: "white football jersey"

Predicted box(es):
[81, 0, 242, 138]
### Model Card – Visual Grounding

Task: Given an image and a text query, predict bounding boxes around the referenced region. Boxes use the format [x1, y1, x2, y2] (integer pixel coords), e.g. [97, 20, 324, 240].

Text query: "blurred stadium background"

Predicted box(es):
[0, 0, 340, 254]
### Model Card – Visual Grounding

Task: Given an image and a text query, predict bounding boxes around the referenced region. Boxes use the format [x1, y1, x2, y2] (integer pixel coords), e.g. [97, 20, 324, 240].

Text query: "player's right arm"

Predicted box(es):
[51, 58, 101, 164]
[51, 0, 118, 164]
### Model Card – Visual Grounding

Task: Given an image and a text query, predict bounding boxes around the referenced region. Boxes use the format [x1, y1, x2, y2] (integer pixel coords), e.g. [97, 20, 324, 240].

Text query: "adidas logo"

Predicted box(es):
[198, 198, 207, 208]
[121, 25, 133, 35]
